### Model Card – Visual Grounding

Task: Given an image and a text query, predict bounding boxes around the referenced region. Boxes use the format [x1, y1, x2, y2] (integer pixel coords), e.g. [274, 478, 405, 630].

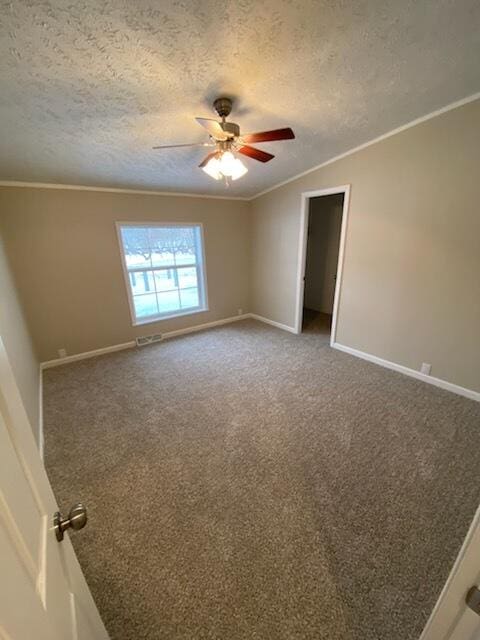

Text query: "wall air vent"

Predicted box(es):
[135, 334, 163, 347]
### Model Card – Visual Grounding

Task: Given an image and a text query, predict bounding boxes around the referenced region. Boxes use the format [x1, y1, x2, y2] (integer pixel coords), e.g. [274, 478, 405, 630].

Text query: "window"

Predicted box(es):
[117, 223, 208, 325]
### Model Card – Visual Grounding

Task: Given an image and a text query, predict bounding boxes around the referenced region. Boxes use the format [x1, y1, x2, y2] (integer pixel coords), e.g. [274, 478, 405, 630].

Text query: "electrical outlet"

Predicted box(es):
[58, 348, 67, 358]
[237, 308, 243, 316]
[420, 362, 431, 375]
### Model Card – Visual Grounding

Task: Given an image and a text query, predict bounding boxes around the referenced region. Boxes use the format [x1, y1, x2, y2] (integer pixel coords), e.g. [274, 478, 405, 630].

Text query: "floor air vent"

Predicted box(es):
[136, 334, 163, 347]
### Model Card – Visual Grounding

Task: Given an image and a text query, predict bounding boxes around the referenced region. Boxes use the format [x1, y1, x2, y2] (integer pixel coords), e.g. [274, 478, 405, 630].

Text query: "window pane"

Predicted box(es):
[121, 227, 151, 268]
[151, 250, 174, 268]
[129, 271, 155, 295]
[177, 267, 198, 290]
[126, 253, 151, 269]
[149, 226, 195, 266]
[180, 287, 199, 309]
[157, 290, 181, 314]
[153, 269, 177, 292]
[175, 251, 197, 266]
[119, 223, 206, 323]
[133, 293, 158, 318]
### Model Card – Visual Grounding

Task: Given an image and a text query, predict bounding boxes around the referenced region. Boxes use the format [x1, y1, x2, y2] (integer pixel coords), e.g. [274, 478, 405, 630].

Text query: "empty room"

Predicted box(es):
[1, 2, 480, 639]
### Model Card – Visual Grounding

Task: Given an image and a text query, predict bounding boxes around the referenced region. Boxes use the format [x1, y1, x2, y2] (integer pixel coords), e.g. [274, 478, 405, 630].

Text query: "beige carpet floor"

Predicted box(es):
[43, 319, 480, 640]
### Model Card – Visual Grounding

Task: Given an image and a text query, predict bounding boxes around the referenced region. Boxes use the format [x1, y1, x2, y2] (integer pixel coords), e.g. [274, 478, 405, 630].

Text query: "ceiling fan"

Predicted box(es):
[153, 97, 295, 182]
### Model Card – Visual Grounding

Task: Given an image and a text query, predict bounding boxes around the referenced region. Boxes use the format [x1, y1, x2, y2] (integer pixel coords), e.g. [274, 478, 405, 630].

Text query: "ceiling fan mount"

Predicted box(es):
[152, 96, 295, 182]
[213, 97, 233, 119]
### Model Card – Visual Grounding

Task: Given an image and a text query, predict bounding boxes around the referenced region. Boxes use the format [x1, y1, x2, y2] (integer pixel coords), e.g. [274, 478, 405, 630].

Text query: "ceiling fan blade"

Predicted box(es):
[237, 145, 275, 163]
[152, 142, 213, 150]
[195, 117, 231, 141]
[241, 128, 295, 143]
[198, 151, 219, 168]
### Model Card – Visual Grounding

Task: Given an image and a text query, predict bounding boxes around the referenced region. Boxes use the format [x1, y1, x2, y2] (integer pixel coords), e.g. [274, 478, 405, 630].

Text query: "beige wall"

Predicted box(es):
[0, 188, 250, 362]
[251, 99, 480, 393]
[0, 233, 40, 441]
[304, 194, 343, 315]
[1, 98, 479, 396]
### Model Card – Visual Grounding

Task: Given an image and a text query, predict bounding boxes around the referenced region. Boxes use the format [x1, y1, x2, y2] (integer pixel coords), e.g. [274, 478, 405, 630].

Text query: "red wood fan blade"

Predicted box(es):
[241, 128, 295, 144]
[237, 145, 274, 163]
[198, 151, 219, 168]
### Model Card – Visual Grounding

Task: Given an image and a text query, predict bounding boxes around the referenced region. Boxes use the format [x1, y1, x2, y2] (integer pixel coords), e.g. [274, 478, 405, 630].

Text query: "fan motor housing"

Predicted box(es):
[221, 121, 240, 137]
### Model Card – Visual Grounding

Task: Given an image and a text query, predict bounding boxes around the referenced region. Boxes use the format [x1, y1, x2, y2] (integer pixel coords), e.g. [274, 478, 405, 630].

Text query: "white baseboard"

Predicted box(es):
[162, 314, 250, 340]
[40, 340, 136, 369]
[39, 315, 253, 369]
[249, 313, 297, 334]
[332, 342, 480, 402]
[38, 313, 296, 371]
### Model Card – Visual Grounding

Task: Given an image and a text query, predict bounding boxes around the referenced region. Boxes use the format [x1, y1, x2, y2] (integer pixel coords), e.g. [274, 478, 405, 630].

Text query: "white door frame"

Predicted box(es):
[419, 502, 480, 640]
[294, 185, 351, 343]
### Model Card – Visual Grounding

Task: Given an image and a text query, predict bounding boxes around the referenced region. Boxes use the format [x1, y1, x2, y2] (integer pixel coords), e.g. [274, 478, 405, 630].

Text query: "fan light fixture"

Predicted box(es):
[153, 97, 295, 185]
[202, 151, 248, 181]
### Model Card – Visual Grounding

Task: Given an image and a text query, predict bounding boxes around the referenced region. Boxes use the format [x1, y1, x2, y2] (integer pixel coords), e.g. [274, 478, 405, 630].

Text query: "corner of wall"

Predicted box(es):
[38, 364, 44, 460]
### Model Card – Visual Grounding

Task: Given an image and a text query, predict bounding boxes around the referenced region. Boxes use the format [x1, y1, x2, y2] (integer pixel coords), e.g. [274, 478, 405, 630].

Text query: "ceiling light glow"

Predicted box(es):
[202, 156, 222, 180]
[202, 151, 248, 181]
[230, 158, 248, 180]
[218, 151, 236, 176]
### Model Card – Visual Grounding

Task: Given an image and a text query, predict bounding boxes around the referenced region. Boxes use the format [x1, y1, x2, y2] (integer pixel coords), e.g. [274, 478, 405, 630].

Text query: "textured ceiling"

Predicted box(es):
[1, 0, 479, 198]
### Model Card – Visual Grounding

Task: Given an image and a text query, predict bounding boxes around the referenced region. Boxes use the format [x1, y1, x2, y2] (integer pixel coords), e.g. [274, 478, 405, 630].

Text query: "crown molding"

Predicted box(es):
[1, 92, 479, 203]
[250, 91, 480, 200]
[0, 180, 250, 201]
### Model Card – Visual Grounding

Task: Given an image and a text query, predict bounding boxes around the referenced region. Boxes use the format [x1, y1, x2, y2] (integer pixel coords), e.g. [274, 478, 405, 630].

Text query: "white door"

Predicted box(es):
[420, 505, 480, 640]
[0, 336, 109, 640]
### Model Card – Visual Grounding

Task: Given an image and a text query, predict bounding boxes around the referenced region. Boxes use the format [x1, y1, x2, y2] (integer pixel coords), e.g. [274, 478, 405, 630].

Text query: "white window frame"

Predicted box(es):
[116, 221, 209, 326]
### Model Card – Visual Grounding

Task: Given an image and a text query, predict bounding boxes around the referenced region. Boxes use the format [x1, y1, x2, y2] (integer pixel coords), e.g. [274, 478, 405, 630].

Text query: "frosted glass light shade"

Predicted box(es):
[202, 152, 248, 181]
[231, 158, 248, 180]
[218, 151, 236, 176]
[202, 157, 222, 180]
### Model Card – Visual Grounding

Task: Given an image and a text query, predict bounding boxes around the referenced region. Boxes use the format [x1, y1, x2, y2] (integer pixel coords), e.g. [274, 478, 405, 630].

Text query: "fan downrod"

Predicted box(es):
[213, 97, 232, 119]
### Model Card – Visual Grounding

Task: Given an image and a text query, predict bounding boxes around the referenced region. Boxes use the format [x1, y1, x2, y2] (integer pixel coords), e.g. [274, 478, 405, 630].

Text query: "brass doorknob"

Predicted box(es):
[53, 503, 87, 542]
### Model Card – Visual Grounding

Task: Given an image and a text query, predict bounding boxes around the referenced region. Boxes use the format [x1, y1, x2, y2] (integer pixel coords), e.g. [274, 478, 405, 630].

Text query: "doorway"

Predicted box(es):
[295, 186, 350, 343]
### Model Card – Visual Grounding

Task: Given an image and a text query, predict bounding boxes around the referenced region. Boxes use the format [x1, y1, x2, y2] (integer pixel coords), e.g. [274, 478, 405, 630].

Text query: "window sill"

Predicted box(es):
[132, 306, 209, 327]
